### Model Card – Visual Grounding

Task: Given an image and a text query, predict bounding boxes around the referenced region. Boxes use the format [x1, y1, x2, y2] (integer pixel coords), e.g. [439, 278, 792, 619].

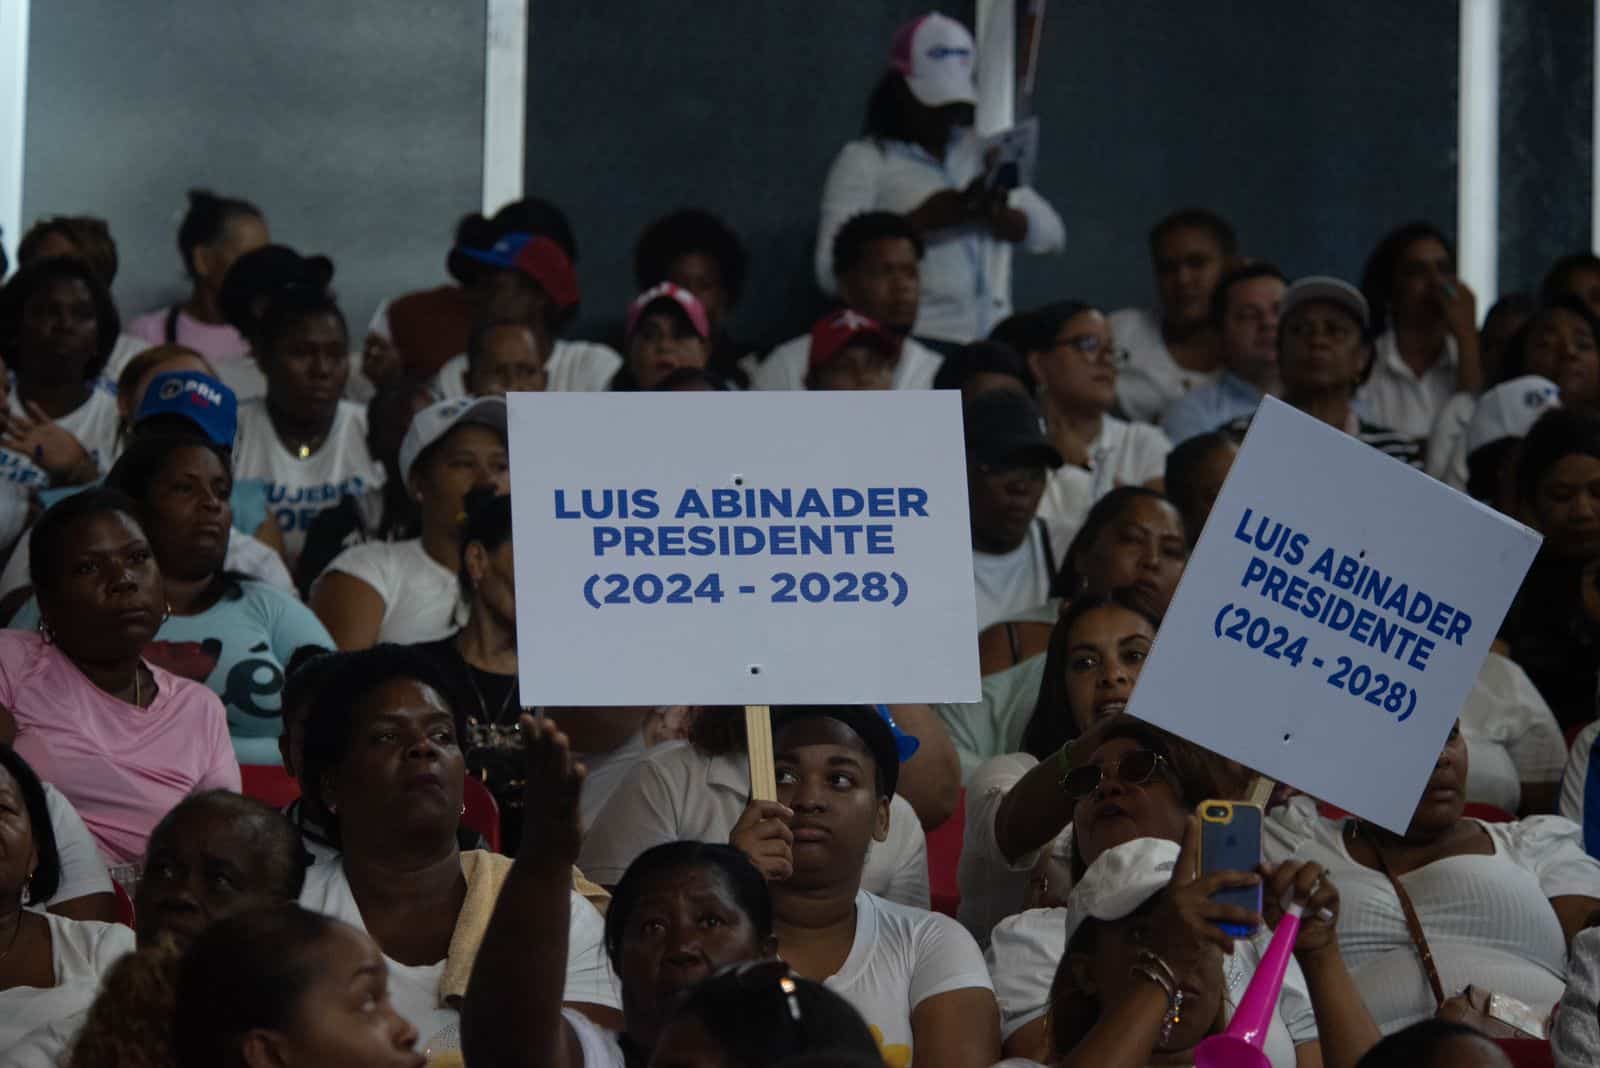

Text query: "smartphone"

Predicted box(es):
[1200, 800, 1263, 938]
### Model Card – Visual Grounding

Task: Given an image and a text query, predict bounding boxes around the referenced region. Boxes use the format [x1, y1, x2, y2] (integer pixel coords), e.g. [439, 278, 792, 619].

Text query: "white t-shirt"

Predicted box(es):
[1423, 391, 1476, 490]
[1355, 331, 1459, 443]
[1555, 927, 1600, 1067]
[1265, 804, 1598, 1033]
[958, 752, 1063, 943]
[36, 783, 114, 911]
[817, 890, 993, 1065]
[430, 339, 624, 399]
[316, 538, 465, 644]
[973, 519, 1068, 633]
[298, 854, 620, 1050]
[748, 332, 944, 392]
[1460, 651, 1567, 814]
[565, 1007, 626, 1068]
[986, 904, 1317, 1063]
[0, 524, 292, 603]
[0, 387, 121, 494]
[102, 332, 152, 387]
[579, 741, 930, 908]
[1109, 308, 1224, 426]
[233, 399, 385, 560]
[579, 728, 649, 833]
[1036, 415, 1171, 534]
[0, 913, 134, 1050]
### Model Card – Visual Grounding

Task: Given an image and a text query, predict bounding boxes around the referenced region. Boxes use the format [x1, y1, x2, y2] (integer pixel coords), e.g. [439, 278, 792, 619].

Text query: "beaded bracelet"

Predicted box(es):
[1131, 950, 1185, 1044]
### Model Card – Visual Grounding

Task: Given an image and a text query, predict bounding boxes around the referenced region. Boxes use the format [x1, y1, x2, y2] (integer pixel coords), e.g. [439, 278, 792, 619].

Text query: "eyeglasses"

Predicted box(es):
[1051, 334, 1127, 367]
[1061, 749, 1173, 800]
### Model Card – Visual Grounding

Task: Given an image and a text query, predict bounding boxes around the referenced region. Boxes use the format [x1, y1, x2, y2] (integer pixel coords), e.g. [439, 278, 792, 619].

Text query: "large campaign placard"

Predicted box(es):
[507, 391, 980, 706]
[1127, 397, 1541, 832]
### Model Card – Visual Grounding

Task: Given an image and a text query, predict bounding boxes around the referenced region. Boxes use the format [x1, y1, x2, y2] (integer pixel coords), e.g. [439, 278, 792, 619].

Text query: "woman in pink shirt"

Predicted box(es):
[0, 489, 239, 877]
[127, 190, 269, 365]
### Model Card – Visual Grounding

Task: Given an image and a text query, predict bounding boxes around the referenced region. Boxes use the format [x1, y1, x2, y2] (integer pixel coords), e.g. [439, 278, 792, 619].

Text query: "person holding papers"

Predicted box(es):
[993, 301, 1172, 535]
[1267, 724, 1600, 1035]
[730, 705, 1000, 1068]
[1224, 276, 1422, 467]
[816, 13, 1064, 346]
[987, 717, 1379, 1066]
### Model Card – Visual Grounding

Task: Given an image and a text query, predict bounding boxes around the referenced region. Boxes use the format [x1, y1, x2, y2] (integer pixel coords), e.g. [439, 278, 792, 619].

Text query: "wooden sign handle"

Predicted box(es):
[745, 704, 776, 802]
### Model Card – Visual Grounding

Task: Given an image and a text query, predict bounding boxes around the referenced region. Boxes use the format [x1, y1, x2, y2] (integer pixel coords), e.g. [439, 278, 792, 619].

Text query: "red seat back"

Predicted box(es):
[1464, 802, 1515, 823]
[462, 775, 502, 853]
[112, 880, 136, 928]
[239, 764, 302, 809]
[1495, 1038, 1553, 1068]
[926, 789, 966, 918]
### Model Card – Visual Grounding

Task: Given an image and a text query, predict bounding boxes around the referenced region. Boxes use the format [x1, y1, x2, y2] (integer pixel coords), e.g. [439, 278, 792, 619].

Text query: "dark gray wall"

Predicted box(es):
[22, 1, 485, 336]
[1016, 1, 1460, 310]
[1500, 0, 1594, 299]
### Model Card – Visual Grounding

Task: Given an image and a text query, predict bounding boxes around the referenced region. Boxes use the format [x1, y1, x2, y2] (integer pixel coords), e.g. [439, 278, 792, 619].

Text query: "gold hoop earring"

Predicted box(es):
[37, 618, 52, 645]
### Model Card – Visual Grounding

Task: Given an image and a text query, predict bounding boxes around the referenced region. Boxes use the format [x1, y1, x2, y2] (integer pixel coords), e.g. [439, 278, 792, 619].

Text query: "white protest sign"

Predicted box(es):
[507, 391, 980, 706]
[1126, 397, 1541, 832]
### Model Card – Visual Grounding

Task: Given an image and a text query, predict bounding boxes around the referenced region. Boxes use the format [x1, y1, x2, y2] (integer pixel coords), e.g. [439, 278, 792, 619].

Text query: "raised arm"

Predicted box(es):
[461, 715, 587, 1068]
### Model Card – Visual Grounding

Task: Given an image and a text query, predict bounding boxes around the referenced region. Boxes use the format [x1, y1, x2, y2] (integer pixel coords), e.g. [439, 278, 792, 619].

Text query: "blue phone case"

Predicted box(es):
[1200, 801, 1263, 937]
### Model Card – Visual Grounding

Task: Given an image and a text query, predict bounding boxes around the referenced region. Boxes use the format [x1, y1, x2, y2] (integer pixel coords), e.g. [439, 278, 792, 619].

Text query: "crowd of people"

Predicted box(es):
[0, 9, 1597, 1068]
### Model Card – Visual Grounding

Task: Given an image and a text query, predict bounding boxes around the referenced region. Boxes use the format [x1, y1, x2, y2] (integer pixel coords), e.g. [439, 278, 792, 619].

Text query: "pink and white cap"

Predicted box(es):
[889, 13, 977, 108]
[625, 282, 711, 343]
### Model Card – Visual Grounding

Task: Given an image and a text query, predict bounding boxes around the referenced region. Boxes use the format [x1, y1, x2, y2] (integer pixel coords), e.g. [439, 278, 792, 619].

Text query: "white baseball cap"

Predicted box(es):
[1061, 837, 1180, 949]
[889, 13, 978, 108]
[1466, 375, 1561, 457]
[400, 395, 508, 486]
[1281, 276, 1370, 332]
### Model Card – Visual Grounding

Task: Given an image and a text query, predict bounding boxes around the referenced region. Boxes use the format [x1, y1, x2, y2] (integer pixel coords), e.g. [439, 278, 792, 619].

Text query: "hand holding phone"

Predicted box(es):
[1200, 800, 1264, 937]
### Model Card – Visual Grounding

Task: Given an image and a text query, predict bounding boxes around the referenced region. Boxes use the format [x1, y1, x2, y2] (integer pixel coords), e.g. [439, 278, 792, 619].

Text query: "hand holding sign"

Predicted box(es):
[730, 798, 795, 882]
[1127, 398, 1539, 831]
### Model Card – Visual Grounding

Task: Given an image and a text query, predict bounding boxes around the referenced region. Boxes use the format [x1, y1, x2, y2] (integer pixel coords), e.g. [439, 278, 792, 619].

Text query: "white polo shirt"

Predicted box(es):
[429, 339, 624, 399]
[1355, 330, 1459, 442]
[1035, 415, 1171, 533]
[749, 332, 944, 392]
[1110, 307, 1224, 425]
[579, 741, 930, 909]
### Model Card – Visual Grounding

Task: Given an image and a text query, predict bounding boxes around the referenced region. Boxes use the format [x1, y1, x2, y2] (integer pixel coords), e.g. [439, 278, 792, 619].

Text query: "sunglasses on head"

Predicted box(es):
[1062, 749, 1172, 801]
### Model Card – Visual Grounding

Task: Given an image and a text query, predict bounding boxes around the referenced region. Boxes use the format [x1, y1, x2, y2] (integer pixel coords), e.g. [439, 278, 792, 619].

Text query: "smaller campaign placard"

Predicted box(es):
[1126, 397, 1541, 833]
[507, 391, 980, 707]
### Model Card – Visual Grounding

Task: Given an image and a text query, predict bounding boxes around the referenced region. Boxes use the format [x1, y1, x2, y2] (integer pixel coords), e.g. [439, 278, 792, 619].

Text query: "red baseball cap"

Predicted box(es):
[808, 310, 903, 370]
[455, 232, 580, 311]
[625, 283, 710, 342]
